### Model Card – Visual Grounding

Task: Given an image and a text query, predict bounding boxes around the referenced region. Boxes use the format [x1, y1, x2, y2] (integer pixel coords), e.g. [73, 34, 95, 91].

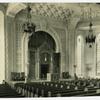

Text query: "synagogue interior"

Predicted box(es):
[0, 3, 100, 97]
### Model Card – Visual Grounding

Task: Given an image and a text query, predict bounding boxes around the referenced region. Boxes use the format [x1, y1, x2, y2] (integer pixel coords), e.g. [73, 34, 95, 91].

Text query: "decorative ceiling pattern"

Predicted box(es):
[30, 3, 74, 21]
[5, 3, 100, 21]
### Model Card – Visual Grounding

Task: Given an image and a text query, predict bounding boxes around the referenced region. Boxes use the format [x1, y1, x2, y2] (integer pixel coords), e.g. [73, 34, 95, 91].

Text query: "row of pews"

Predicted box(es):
[14, 79, 100, 97]
[0, 83, 24, 97]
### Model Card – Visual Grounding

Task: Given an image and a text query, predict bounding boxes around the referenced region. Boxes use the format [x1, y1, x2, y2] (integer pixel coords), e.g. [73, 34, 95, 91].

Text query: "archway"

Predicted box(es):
[28, 31, 60, 80]
[0, 11, 5, 83]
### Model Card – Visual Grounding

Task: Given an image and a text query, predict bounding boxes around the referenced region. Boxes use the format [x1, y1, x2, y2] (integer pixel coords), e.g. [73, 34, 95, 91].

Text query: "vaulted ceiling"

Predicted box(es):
[3, 3, 100, 22]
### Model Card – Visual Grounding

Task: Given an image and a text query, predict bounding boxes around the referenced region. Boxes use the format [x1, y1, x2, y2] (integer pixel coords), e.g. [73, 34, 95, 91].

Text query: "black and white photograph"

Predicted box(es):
[0, 2, 100, 99]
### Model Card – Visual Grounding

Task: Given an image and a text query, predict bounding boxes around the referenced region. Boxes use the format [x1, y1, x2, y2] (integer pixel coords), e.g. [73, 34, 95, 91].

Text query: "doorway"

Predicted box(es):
[40, 64, 49, 79]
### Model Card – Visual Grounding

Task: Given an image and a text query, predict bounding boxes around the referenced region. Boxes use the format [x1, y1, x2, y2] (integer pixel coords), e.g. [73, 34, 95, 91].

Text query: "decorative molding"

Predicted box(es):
[6, 3, 26, 17]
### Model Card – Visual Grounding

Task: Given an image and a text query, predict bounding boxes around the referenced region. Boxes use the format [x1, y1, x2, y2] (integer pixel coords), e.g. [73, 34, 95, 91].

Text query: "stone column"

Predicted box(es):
[21, 33, 26, 72]
[6, 16, 15, 81]
[67, 18, 80, 77]
[23, 33, 32, 82]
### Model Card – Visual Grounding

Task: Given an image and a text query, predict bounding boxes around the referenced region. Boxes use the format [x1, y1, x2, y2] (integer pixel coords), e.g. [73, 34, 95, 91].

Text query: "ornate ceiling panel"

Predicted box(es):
[30, 3, 74, 21]
[5, 3, 100, 21]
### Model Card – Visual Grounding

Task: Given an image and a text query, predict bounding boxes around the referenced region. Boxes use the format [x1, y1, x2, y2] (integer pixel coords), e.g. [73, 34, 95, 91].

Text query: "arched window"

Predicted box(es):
[96, 34, 100, 75]
[76, 35, 84, 77]
[0, 11, 5, 83]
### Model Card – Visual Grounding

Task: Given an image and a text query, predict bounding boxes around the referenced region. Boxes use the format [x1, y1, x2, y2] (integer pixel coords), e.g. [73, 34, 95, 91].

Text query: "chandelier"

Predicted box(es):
[23, 4, 36, 34]
[85, 8, 96, 48]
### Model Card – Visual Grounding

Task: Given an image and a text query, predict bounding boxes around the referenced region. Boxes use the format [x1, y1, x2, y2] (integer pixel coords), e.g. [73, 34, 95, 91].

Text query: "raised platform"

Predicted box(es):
[8, 78, 74, 87]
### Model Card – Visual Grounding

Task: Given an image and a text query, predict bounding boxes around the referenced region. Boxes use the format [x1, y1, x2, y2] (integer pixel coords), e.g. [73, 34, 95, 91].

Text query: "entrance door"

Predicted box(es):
[40, 64, 49, 79]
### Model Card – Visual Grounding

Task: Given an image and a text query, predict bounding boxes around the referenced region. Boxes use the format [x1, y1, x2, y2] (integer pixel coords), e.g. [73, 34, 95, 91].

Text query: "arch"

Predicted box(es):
[35, 28, 61, 53]
[6, 3, 26, 17]
[29, 31, 56, 51]
[21, 28, 61, 80]
[0, 11, 5, 83]
[35, 29, 62, 78]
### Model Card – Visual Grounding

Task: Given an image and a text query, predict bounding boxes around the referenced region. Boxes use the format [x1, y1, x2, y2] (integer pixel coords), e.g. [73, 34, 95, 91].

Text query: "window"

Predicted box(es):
[76, 35, 84, 77]
[96, 34, 100, 74]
